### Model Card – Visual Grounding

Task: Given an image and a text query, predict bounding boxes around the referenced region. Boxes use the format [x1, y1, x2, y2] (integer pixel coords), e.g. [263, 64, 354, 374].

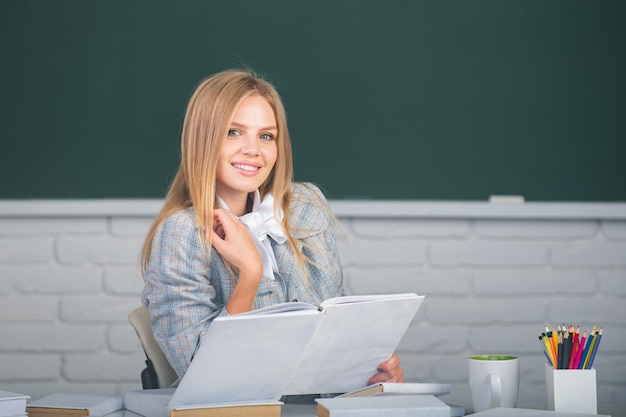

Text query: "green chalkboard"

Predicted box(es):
[1, 1, 624, 200]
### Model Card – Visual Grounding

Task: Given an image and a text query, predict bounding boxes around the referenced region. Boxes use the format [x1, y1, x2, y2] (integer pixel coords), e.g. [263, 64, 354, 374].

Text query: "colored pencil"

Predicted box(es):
[573, 331, 587, 369]
[587, 328, 603, 369]
[551, 328, 559, 365]
[579, 329, 595, 369]
[544, 328, 554, 366]
[562, 331, 570, 370]
[568, 326, 580, 369]
[582, 327, 598, 369]
[557, 332, 564, 369]
[540, 334, 555, 367]
[544, 324, 556, 360]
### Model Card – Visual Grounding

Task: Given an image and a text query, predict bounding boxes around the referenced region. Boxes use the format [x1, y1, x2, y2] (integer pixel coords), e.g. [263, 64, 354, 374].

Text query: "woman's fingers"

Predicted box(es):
[367, 354, 405, 385]
[209, 209, 262, 276]
[378, 353, 401, 373]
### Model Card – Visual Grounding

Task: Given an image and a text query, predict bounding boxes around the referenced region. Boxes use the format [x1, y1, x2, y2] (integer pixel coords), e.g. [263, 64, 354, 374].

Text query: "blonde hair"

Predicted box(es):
[141, 69, 303, 275]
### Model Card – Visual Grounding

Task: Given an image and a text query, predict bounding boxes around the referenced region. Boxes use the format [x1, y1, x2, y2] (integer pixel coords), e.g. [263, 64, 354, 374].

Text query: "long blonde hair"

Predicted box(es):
[141, 69, 303, 275]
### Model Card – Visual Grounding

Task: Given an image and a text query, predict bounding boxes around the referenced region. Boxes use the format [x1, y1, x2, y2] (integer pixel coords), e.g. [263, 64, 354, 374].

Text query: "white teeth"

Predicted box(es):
[232, 163, 258, 172]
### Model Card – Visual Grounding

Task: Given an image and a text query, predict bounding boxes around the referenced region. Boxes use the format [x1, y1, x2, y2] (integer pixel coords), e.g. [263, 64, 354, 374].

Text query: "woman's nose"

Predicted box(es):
[241, 135, 259, 155]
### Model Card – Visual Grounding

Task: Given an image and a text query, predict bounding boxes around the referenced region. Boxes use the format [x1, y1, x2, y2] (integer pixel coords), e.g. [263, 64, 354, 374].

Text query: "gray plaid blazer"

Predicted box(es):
[142, 182, 345, 378]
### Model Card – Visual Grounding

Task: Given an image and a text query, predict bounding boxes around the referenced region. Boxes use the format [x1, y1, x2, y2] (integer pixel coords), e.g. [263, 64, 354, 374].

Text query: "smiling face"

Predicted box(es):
[215, 94, 278, 215]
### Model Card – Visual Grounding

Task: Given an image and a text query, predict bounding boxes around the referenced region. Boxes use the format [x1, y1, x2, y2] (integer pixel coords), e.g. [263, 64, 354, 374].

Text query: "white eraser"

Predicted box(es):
[489, 195, 525, 204]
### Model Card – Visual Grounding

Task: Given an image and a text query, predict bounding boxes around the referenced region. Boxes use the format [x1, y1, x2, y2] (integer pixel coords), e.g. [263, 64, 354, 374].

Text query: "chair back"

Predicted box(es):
[128, 306, 178, 389]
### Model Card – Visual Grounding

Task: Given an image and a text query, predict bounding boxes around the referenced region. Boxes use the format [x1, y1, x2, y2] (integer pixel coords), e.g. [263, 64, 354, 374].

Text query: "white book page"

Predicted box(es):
[284, 294, 424, 395]
[320, 293, 418, 307]
[172, 399, 283, 410]
[232, 302, 319, 316]
[170, 309, 322, 406]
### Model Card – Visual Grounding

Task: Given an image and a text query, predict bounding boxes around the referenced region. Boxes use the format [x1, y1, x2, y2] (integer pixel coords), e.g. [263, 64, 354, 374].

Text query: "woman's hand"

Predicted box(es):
[210, 208, 263, 277]
[210, 209, 263, 315]
[367, 354, 405, 385]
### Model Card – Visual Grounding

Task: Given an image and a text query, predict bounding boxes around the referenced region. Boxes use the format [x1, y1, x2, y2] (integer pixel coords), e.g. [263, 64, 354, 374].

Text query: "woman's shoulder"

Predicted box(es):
[290, 182, 327, 203]
[155, 207, 199, 240]
[288, 182, 333, 235]
[162, 206, 197, 224]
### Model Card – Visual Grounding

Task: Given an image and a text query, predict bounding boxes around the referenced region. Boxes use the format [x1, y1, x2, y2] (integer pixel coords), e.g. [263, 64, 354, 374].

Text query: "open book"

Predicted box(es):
[170, 292, 424, 407]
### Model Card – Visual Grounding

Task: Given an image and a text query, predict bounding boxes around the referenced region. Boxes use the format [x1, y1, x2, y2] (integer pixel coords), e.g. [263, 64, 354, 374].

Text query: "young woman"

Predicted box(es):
[141, 69, 403, 388]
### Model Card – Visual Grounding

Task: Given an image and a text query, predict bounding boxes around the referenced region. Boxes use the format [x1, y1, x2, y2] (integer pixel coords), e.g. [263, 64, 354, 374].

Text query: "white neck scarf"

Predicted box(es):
[217, 191, 287, 280]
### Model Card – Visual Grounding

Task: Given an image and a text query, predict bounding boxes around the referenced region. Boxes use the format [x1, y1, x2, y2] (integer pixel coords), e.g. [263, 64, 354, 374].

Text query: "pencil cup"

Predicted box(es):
[545, 362, 597, 414]
[468, 355, 519, 413]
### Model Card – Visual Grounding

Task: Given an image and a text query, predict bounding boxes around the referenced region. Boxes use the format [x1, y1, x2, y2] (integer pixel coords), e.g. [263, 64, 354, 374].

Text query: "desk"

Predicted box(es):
[102, 403, 626, 417]
[104, 403, 466, 417]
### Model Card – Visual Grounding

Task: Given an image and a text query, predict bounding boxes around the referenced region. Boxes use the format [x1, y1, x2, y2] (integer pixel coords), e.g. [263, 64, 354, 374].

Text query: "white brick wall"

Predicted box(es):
[0, 200, 625, 412]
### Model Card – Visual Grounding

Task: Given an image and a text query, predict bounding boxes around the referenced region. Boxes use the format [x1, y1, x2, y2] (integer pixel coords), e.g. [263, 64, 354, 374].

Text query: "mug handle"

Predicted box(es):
[489, 373, 502, 409]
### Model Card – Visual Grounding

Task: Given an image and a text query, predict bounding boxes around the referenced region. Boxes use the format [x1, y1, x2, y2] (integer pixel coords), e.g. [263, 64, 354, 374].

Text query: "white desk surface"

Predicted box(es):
[104, 403, 625, 417]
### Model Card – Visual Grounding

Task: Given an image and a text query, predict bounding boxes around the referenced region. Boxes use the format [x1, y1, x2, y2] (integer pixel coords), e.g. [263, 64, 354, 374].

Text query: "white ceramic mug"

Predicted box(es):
[468, 355, 519, 413]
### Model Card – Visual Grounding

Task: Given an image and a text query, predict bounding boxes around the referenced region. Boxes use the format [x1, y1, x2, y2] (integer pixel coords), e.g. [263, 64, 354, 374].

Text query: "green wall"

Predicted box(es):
[1, 1, 624, 200]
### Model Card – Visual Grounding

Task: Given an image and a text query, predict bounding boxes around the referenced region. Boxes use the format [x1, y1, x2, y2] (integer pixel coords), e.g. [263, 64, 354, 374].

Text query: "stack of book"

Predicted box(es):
[336, 382, 450, 398]
[316, 395, 450, 417]
[469, 407, 611, 417]
[123, 389, 282, 417]
[26, 393, 123, 417]
[0, 390, 29, 417]
[315, 383, 464, 417]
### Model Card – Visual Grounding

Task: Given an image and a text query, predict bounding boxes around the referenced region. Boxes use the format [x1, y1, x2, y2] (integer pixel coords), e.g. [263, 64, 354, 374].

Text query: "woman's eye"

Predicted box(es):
[228, 129, 240, 136]
[260, 133, 274, 140]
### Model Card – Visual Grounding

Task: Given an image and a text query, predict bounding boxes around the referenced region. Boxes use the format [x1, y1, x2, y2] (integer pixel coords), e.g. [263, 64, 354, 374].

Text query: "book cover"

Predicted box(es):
[315, 395, 449, 417]
[123, 388, 174, 417]
[469, 407, 611, 417]
[26, 392, 123, 417]
[170, 400, 282, 417]
[0, 390, 30, 417]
